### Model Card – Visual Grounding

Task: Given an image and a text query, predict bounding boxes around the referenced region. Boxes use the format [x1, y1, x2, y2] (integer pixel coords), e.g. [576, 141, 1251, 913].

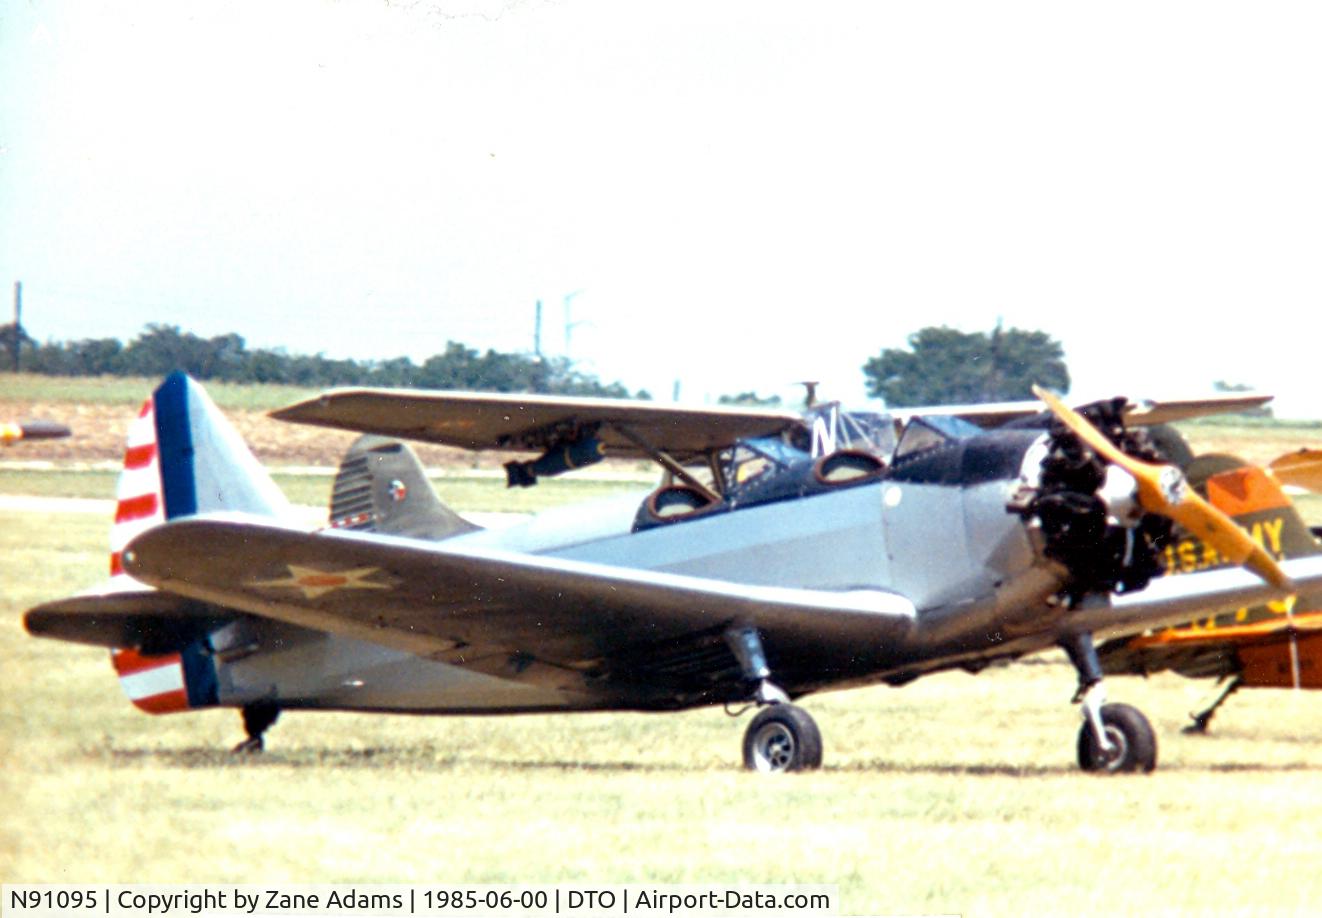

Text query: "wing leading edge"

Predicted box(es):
[270, 389, 804, 463]
[117, 515, 1322, 700]
[1067, 556, 1322, 640]
[895, 392, 1274, 429]
[120, 516, 918, 694]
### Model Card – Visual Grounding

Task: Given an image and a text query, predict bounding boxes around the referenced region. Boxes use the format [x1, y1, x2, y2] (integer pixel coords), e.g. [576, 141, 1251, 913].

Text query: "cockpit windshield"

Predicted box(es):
[717, 403, 897, 495]
[893, 415, 983, 461]
[802, 403, 897, 459]
[721, 436, 809, 491]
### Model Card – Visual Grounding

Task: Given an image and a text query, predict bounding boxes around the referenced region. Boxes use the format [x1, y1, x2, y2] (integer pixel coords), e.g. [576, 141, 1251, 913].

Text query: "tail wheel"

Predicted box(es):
[1077, 702, 1157, 774]
[742, 704, 823, 773]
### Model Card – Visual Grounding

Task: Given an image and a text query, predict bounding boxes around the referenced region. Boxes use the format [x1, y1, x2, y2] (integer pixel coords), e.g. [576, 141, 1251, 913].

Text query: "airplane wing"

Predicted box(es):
[895, 392, 1274, 429]
[2, 419, 72, 444]
[1065, 556, 1322, 641]
[1271, 449, 1322, 493]
[272, 388, 1271, 462]
[118, 516, 917, 694]
[270, 389, 804, 463]
[1097, 610, 1322, 678]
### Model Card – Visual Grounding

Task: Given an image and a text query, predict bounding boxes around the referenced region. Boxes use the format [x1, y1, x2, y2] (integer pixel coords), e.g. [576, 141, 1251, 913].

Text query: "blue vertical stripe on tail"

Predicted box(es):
[153, 372, 199, 520]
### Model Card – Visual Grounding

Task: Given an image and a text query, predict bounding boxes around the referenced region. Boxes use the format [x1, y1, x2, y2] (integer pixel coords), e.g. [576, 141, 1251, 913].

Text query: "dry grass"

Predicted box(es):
[0, 467, 650, 514]
[1178, 420, 1322, 470]
[5, 378, 1322, 914]
[4, 509, 1322, 916]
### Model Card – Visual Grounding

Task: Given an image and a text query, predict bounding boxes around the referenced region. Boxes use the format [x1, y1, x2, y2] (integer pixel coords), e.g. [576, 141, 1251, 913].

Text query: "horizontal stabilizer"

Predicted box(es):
[25, 591, 233, 654]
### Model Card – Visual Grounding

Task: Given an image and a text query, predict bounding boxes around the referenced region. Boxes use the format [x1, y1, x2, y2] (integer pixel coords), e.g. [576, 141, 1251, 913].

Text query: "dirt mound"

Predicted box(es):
[0, 399, 490, 469]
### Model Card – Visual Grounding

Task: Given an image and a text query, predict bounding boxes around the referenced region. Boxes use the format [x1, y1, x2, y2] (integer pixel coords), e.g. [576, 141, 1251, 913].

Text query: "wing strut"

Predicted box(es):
[610, 423, 723, 502]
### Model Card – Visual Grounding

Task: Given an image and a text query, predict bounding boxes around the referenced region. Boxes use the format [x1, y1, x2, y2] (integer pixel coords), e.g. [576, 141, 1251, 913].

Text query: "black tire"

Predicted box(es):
[742, 704, 823, 773]
[1077, 702, 1157, 774]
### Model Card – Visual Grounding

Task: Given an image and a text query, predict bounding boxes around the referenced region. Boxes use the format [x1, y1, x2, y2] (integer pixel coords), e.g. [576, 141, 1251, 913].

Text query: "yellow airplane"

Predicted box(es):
[1098, 448, 1322, 731]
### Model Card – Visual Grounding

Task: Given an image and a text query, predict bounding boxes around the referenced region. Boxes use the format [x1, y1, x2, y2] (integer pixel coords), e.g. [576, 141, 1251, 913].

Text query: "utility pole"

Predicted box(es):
[12, 281, 21, 371]
[562, 289, 586, 355]
[534, 299, 543, 357]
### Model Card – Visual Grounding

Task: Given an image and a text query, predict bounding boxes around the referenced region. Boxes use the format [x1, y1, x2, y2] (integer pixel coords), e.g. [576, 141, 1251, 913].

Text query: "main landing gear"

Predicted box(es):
[1183, 674, 1244, 734]
[1062, 632, 1157, 773]
[726, 626, 822, 773]
[233, 700, 280, 753]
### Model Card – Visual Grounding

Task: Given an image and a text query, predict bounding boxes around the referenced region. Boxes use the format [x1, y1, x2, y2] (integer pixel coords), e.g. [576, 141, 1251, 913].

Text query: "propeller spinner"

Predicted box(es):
[1032, 385, 1296, 593]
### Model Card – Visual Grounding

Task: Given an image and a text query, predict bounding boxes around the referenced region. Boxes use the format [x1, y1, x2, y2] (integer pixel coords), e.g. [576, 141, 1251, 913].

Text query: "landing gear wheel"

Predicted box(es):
[232, 700, 280, 754]
[1076, 702, 1157, 774]
[742, 704, 822, 773]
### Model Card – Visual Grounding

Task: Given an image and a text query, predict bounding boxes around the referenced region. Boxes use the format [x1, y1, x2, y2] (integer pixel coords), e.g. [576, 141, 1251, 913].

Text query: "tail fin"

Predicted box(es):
[110, 371, 292, 584]
[151, 371, 291, 521]
[101, 372, 285, 713]
[329, 435, 479, 540]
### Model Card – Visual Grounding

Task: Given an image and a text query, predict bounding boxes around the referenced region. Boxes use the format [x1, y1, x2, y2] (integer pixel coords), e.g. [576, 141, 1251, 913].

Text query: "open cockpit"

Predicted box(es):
[631, 403, 989, 530]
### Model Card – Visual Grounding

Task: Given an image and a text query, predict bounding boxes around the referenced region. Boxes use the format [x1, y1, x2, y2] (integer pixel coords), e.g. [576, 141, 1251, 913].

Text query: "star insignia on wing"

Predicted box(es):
[248, 565, 394, 599]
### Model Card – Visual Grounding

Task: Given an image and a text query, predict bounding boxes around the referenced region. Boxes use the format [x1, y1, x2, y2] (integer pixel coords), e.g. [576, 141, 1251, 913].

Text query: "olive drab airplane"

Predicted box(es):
[23, 373, 1322, 773]
[1097, 448, 1322, 732]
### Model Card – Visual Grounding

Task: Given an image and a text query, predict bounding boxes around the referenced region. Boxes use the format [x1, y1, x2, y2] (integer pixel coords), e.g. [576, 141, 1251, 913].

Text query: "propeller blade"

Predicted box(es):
[1032, 386, 1295, 592]
[1269, 449, 1322, 493]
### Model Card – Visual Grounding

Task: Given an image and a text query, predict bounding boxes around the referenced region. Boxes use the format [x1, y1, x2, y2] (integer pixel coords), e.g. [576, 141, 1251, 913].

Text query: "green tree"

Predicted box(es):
[7, 321, 645, 397]
[718, 391, 783, 407]
[863, 324, 1069, 407]
[0, 322, 36, 371]
[68, 338, 125, 375]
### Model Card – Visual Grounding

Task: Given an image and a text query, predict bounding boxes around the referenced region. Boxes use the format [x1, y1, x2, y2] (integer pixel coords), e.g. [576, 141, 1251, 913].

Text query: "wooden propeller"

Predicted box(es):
[1033, 386, 1295, 592]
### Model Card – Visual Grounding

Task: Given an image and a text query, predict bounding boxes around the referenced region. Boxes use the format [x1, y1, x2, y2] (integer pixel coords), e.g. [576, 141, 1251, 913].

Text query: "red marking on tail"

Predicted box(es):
[123, 443, 157, 470]
[132, 690, 191, 714]
[114, 493, 160, 523]
[111, 649, 191, 714]
[111, 648, 177, 676]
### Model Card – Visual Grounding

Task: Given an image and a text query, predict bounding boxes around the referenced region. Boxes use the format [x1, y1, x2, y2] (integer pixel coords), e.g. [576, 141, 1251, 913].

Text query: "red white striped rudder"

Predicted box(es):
[107, 372, 291, 713]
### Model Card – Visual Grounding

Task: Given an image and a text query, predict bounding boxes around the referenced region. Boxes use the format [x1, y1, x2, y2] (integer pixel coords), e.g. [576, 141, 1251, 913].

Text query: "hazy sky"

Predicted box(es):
[2, 1, 1320, 415]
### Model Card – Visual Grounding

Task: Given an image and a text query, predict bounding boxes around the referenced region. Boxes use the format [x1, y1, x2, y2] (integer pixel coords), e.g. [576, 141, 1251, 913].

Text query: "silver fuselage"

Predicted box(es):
[210, 432, 1068, 715]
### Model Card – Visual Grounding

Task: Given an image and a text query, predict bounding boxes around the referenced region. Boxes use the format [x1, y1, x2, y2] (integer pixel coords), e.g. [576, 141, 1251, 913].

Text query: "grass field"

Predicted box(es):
[5, 507, 1322, 916]
[0, 372, 318, 411]
[4, 376, 1322, 914]
[0, 467, 650, 514]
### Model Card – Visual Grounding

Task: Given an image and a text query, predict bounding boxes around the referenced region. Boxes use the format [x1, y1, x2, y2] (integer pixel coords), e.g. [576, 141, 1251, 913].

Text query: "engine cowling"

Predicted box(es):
[1018, 398, 1174, 602]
